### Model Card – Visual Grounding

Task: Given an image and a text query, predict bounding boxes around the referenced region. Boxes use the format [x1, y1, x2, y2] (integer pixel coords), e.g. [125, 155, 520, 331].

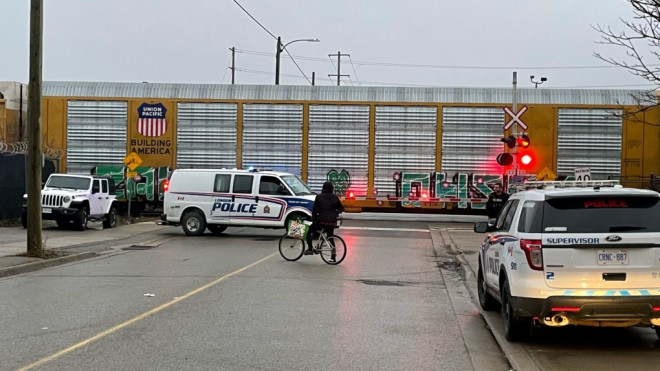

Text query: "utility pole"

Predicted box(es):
[27, 0, 43, 257]
[328, 51, 350, 86]
[229, 47, 235, 84]
[275, 37, 282, 85]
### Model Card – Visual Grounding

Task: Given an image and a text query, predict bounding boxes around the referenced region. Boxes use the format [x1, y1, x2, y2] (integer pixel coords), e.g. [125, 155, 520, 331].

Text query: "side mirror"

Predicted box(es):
[474, 221, 491, 233]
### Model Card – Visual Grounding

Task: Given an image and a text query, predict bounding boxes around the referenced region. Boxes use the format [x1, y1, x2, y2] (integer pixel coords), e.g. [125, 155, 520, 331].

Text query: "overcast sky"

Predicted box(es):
[1, 0, 656, 89]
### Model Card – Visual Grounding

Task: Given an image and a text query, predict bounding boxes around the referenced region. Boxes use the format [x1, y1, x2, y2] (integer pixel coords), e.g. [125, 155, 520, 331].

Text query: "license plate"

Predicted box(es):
[597, 249, 628, 265]
[42, 207, 52, 214]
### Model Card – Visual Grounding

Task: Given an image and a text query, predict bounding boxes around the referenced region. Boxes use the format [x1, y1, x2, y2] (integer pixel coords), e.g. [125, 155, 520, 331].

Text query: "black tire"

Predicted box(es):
[182, 210, 206, 236]
[207, 225, 228, 235]
[501, 278, 531, 341]
[478, 265, 499, 311]
[74, 206, 89, 231]
[320, 235, 347, 265]
[21, 211, 27, 229]
[278, 234, 305, 261]
[103, 206, 118, 229]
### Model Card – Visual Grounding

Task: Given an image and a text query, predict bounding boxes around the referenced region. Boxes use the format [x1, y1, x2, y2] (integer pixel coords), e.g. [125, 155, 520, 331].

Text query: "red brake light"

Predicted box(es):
[348, 191, 354, 198]
[520, 239, 543, 270]
[163, 179, 170, 192]
[551, 307, 580, 312]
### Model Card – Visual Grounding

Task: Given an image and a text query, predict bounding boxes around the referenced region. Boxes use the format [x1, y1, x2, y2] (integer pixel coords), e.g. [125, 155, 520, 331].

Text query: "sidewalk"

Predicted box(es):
[0, 220, 169, 277]
[439, 225, 541, 371]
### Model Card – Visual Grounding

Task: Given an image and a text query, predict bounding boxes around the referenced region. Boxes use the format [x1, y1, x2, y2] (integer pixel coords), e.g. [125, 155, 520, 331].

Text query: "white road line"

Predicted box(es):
[340, 226, 429, 233]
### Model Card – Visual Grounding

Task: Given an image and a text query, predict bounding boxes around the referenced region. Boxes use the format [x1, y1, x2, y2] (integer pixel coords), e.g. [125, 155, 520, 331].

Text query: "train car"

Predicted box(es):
[35, 81, 660, 212]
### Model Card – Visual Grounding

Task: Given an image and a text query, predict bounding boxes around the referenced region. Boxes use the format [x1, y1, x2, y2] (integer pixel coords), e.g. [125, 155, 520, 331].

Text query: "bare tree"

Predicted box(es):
[593, 0, 659, 111]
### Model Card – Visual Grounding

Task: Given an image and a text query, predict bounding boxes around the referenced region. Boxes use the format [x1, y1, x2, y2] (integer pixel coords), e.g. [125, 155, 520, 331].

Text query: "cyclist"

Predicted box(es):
[305, 181, 344, 261]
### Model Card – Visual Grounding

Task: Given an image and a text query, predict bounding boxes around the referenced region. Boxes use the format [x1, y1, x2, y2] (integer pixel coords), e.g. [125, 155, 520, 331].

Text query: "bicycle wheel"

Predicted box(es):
[278, 234, 305, 261]
[320, 235, 347, 265]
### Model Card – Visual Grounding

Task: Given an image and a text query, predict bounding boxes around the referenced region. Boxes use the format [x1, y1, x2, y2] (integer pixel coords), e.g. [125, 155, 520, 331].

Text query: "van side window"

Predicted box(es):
[214, 174, 231, 193]
[259, 176, 289, 195]
[233, 175, 254, 194]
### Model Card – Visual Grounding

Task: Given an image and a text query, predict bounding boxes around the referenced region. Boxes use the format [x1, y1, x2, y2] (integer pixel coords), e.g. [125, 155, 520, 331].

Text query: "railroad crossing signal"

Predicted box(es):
[503, 105, 528, 130]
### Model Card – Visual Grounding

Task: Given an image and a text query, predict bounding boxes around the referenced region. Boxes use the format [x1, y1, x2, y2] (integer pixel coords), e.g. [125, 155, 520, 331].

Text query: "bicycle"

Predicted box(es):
[278, 220, 347, 265]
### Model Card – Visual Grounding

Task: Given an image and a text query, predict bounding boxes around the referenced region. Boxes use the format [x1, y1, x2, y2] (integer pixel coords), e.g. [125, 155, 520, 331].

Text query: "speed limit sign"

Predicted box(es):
[575, 168, 591, 181]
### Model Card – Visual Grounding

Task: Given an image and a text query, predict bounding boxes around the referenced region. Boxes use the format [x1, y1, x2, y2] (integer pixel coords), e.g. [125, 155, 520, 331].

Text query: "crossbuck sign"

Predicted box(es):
[503, 105, 529, 130]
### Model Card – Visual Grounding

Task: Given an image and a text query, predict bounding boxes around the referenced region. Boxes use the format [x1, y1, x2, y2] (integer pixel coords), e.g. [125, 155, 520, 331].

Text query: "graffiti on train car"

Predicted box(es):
[329, 169, 509, 209]
[93, 165, 171, 203]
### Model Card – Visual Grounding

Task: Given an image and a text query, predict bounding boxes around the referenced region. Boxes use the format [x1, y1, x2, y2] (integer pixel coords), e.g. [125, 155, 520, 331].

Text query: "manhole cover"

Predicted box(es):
[356, 279, 413, 286]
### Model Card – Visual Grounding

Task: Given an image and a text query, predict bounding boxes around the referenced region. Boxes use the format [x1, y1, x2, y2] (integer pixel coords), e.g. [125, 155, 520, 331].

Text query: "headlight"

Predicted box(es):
[23, 194, 28, 200]
[63, 196, 71, 203]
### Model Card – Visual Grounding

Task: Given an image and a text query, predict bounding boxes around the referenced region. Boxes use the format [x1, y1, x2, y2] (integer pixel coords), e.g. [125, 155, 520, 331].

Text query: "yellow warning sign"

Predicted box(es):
[123, 152, 143, 171]
[536, 167, 557, 181]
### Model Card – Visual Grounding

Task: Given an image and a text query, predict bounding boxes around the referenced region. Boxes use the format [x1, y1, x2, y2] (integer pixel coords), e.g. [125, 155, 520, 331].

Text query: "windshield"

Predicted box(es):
[46, 176, 91, 190]
[525, 196, 660, 233]
[281, 175, 314, 196]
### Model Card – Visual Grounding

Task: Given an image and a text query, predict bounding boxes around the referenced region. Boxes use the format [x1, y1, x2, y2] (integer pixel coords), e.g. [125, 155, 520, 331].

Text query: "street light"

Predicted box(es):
[530, 75, 547, 88]
[275, 36, 320, 85]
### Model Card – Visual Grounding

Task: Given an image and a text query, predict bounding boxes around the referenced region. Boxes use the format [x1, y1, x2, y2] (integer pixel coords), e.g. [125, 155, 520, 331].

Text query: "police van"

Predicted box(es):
[160, 168, 316, 236]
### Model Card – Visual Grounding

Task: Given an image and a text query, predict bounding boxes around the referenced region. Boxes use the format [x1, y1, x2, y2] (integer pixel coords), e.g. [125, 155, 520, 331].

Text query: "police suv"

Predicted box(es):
[160, 168, 316, 236]
[474, 180, 660, 341]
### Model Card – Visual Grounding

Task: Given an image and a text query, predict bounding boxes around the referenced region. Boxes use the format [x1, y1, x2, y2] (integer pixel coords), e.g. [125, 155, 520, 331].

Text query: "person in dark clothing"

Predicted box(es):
[305, 181, 344, 260]
[486, 182, 509, 220]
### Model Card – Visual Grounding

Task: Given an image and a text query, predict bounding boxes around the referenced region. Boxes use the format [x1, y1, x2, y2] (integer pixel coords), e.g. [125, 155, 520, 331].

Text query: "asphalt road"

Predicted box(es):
[0, 219, 509, 371]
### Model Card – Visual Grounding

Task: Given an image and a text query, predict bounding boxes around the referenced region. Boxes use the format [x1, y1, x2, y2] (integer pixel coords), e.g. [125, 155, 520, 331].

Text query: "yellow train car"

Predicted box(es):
[37, 82, 660, 212]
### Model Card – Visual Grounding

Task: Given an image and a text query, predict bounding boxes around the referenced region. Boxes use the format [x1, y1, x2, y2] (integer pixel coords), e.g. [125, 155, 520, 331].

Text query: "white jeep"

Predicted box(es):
[22, 173, 118, 231]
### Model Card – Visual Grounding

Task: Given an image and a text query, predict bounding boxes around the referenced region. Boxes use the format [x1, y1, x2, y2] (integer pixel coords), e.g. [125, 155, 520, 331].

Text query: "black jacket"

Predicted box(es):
[486, 192, 509, 219]
[312, 193, 344, 224]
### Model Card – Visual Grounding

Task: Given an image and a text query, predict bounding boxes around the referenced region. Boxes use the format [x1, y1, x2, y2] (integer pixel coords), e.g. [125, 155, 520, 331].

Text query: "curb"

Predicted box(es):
[0, 252, 98, 278]
[439, 228, 541, 371]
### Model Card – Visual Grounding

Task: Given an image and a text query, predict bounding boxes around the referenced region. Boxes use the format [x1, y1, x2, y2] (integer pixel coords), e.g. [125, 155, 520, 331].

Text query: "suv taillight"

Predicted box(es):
[520, 239, 543, 271]
[163, 179, 170, 192]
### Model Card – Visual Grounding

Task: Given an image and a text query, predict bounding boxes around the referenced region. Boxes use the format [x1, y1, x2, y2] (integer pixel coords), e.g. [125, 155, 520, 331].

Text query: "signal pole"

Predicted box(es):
[27, 0, 44, 257]
[512, 71, 518, 177]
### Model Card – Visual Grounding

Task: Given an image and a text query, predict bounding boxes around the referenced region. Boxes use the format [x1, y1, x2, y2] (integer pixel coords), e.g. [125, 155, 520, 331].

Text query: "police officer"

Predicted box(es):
[486, 182, 509, 220]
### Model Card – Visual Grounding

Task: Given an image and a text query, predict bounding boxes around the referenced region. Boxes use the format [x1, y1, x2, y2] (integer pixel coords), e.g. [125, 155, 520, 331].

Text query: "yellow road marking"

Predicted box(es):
[18, 252, 278, 371]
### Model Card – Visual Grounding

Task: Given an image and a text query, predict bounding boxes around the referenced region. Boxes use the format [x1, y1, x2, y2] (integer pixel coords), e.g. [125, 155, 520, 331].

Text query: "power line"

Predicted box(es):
[232, 0, 276, 40]
[285, 49, 312, 84]
[348, 55, 361, 86]
[233, 48, 659, 71]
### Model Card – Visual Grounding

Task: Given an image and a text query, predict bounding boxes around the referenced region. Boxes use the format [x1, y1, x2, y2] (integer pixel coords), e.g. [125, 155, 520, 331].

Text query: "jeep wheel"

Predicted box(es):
[207, 225, 228, 235]
[74, 206, 89, 231]
[182, 210, 206, 236]
[103, 206, 118, 229]
[21, 211, 27, 229]
[478, 265, 499, 312]
[501, 278, 531, 341]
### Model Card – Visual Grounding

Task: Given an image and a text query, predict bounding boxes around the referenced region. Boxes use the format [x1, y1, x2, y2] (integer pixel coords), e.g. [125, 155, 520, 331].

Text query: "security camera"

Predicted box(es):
[541, 77, 547, 82]
[530, 75, 535, 79]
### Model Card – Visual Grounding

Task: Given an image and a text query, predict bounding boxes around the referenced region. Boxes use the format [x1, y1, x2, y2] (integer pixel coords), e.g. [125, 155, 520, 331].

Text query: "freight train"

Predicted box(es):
[9, 81, 660, 212]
